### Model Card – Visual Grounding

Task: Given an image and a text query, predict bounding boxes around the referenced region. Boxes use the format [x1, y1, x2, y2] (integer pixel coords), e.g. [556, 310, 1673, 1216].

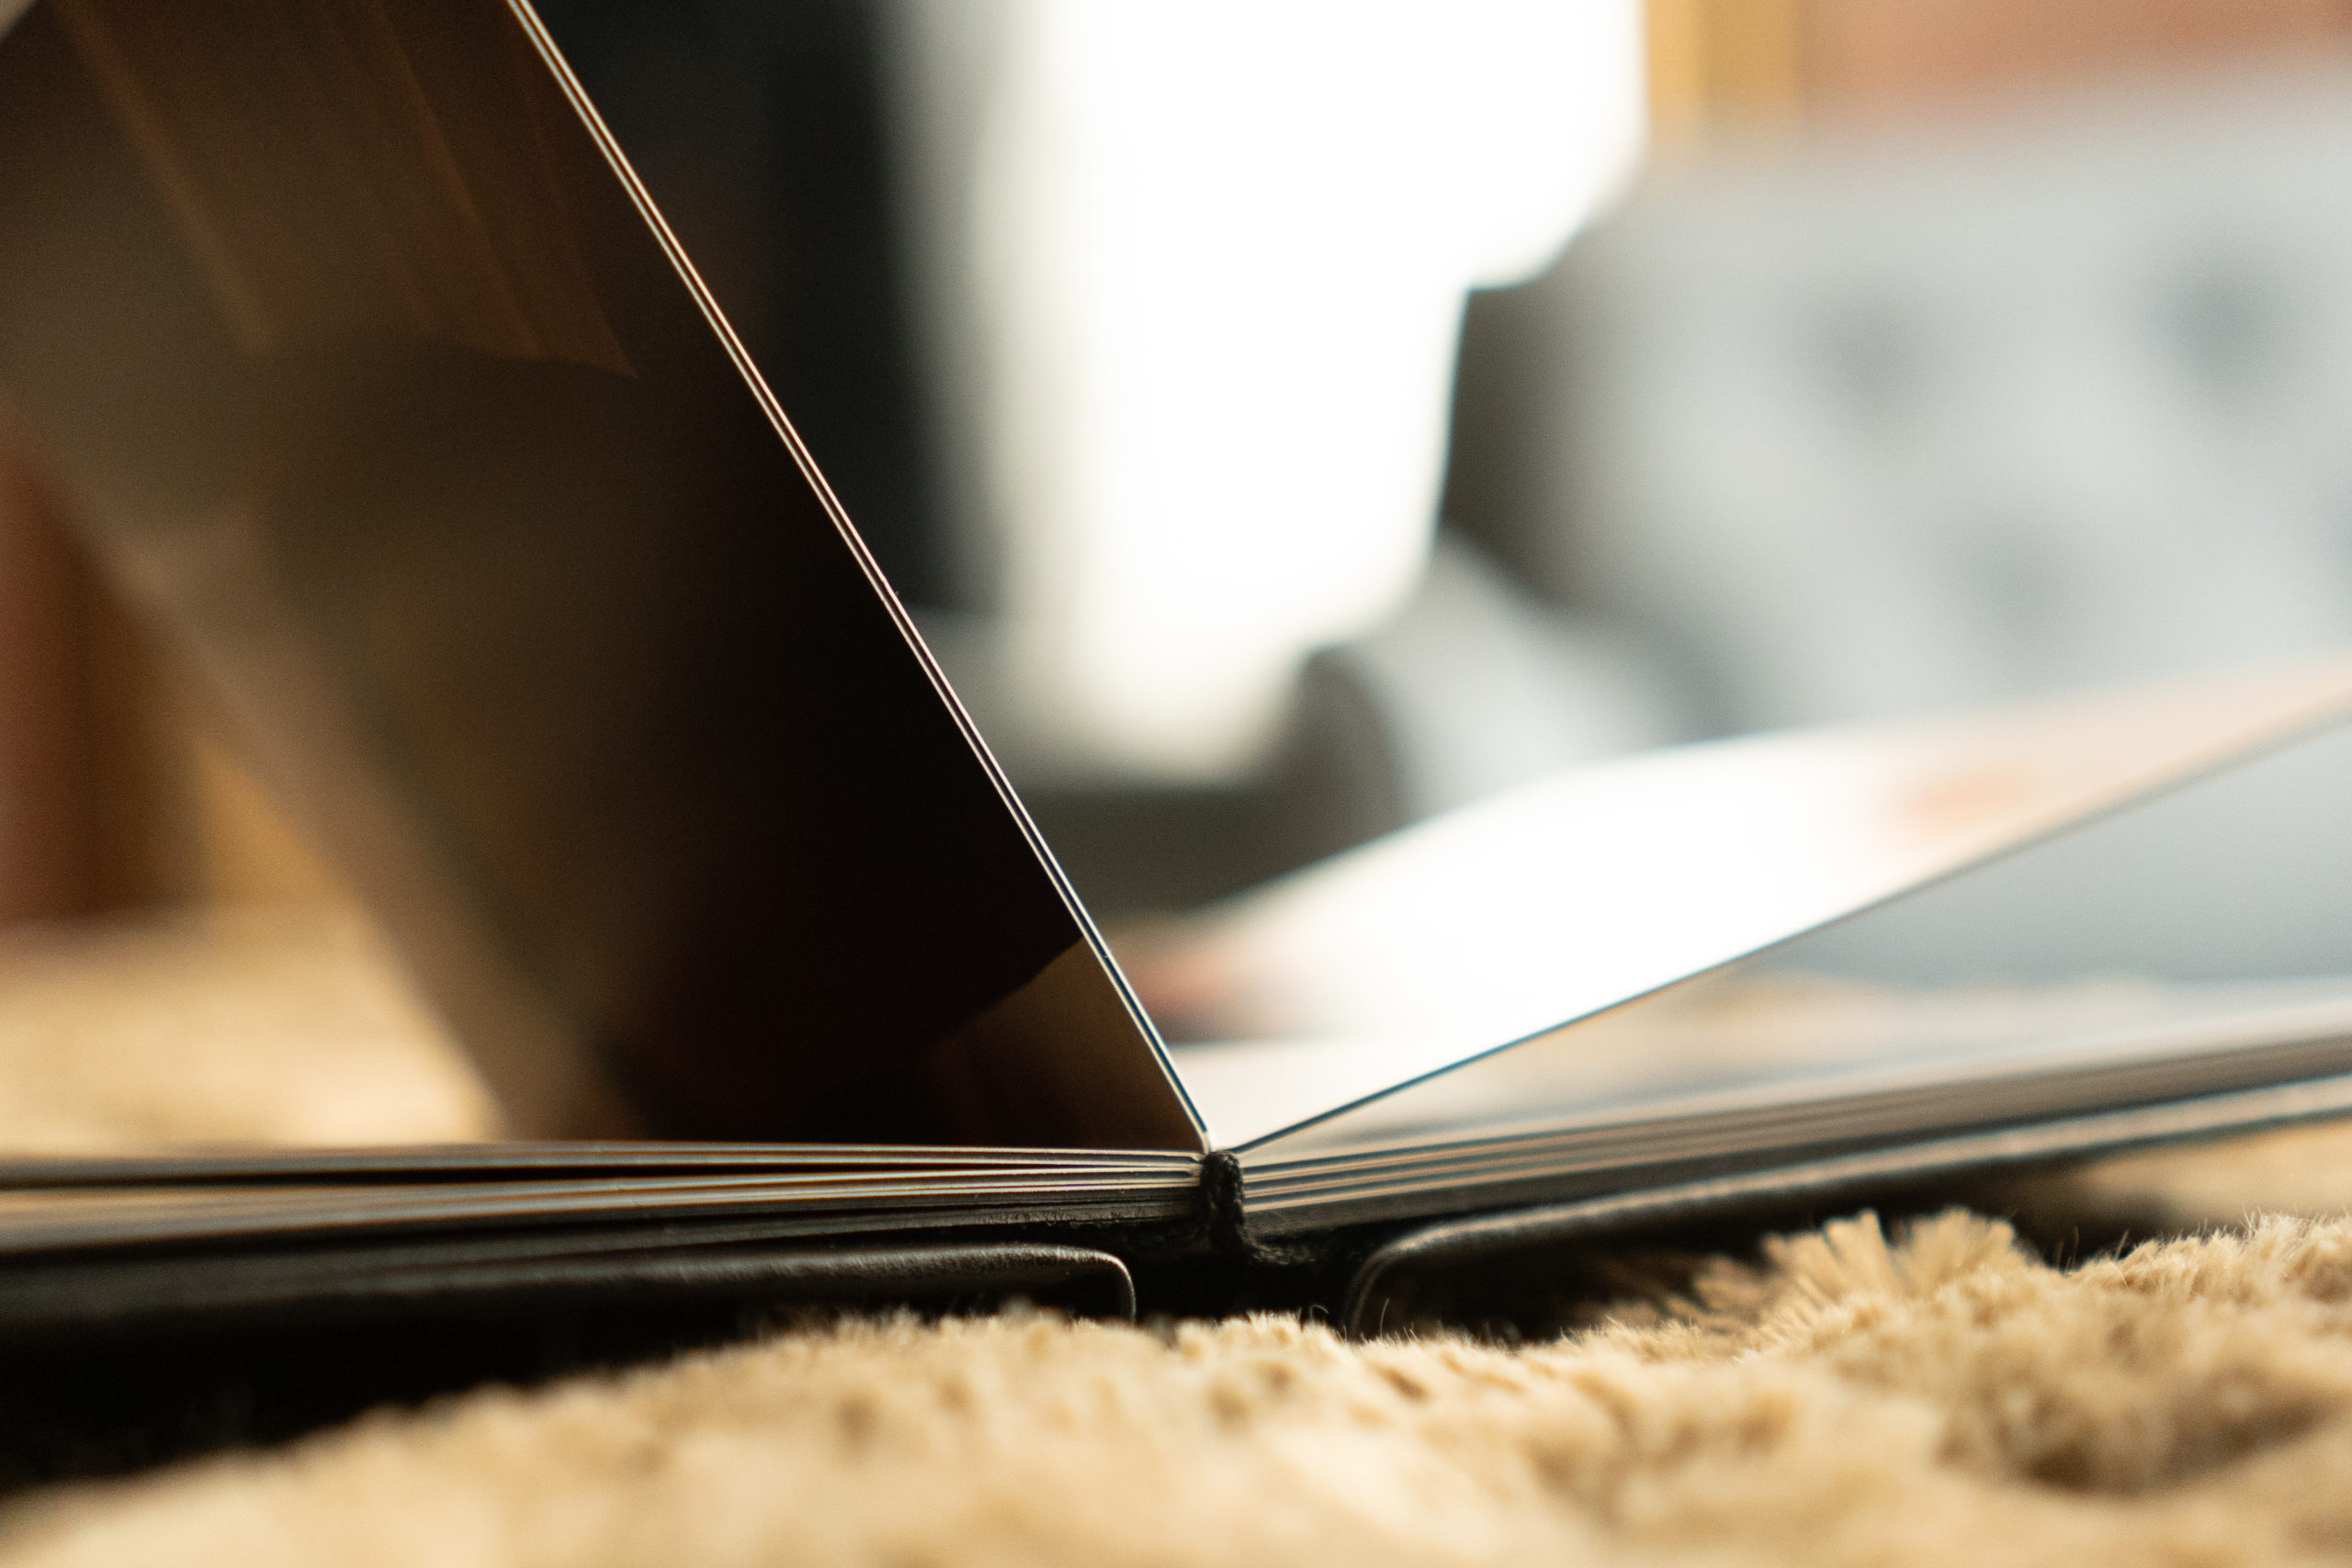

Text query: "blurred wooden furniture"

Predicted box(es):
[1648, 0, 2352, 136]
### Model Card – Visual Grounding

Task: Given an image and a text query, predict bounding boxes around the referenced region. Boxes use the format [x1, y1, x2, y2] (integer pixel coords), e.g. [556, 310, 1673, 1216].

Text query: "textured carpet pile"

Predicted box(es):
[5, 910, 2352, 1565]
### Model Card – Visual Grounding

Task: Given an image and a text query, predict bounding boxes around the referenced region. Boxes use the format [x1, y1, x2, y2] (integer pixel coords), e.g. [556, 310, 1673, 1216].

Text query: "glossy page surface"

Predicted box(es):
[1152, 663, 2352, 1145]
[0, 0, 1196, 1149]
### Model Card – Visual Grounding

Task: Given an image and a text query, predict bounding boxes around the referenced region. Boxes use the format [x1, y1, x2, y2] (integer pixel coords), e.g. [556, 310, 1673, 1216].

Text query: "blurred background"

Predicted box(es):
[10, 0, 2352, 937]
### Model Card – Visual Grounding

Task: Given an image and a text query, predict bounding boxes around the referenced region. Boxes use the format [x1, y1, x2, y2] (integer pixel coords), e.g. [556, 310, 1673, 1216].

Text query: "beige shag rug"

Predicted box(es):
[8, 908, 2352, 1566]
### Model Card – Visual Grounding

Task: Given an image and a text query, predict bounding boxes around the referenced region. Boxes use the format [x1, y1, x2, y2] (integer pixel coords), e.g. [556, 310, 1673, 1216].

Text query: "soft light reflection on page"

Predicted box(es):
[1138, 660, 2352, 1146]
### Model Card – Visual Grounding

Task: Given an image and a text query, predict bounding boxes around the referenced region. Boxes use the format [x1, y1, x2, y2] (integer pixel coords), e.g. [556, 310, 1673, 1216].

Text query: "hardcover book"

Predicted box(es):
[2, 0, 2351, 1336]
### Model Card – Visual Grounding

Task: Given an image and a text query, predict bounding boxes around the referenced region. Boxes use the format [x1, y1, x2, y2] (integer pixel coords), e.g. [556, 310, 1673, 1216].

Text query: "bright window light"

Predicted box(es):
[961, 0, 1645, 782]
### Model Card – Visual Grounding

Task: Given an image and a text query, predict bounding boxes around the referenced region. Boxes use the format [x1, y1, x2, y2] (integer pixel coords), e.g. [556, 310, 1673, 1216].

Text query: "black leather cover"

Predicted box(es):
[0, 1237, 1138, 1344]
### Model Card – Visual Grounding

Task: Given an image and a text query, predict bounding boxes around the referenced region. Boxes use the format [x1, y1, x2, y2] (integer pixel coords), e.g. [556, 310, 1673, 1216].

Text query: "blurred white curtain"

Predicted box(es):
[891, 0, 1645, 782]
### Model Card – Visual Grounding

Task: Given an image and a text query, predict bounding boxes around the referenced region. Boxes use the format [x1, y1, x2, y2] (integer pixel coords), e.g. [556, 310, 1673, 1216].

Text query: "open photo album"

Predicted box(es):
[3, 0, 2352, 1332]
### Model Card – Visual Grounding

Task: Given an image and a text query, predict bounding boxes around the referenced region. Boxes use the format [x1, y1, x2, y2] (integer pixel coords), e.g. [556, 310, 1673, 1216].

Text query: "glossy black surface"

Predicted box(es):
[0, 0, 1189, 1146]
